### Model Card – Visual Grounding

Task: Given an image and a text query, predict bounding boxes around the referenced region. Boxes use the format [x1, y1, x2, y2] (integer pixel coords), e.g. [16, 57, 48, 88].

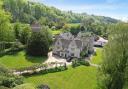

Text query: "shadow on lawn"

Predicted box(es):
[25, 54, 48, 63]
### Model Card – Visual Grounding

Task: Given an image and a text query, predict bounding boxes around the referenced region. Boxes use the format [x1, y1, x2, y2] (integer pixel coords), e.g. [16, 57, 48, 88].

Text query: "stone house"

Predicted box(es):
[53, 32, 94, 59]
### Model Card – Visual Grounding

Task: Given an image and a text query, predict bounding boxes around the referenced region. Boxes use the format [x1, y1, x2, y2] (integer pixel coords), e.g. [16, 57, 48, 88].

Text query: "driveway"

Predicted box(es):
[44, 52, 72, 65]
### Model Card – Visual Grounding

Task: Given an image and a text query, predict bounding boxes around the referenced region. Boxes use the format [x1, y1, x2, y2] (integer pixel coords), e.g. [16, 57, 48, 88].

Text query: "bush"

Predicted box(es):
[72, 59, 90, 68]
[4, 42, 14, 49]
[80, 60, 90, 66]
[0, 86, 10, 89]
[16, 63, 67, 76]
[13, 83, 35, 89]
[80, 49, 89, 58]
[10, 42, 25, 53]
[0, 41, 25, 56]
[37, 84, 50, 89]
[72, 58, 81, 68]
[0, 64, 23, 88]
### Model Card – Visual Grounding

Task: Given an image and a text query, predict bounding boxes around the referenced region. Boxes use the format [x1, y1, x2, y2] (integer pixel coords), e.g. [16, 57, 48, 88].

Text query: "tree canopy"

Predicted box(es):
[98, 23, 128, 89]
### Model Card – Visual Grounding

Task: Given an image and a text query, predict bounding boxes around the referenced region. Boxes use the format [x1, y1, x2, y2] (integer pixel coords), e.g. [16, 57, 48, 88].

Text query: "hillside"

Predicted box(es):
[3, 0, 120, 26]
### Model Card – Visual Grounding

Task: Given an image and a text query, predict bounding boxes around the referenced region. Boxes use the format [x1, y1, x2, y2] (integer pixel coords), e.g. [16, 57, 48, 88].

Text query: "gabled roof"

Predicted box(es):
[75, 40, 82, 49]
[60, 39, 71, 48]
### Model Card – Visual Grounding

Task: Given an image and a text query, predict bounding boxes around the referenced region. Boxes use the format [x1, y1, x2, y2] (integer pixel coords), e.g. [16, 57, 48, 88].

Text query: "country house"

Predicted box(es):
[53, 32, 94, 59]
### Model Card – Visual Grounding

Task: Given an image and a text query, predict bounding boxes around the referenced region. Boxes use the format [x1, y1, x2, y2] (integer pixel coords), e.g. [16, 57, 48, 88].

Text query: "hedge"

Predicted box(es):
[72, 58, 90, 68]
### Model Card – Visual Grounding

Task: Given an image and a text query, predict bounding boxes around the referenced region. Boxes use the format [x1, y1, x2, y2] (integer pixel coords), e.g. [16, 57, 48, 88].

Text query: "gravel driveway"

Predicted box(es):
[44, 52, 71, 65]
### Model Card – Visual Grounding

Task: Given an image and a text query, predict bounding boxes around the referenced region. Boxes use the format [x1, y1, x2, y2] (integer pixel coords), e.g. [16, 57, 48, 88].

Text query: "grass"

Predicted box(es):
[25, 66, 98, 89]
[0, 51, 47, 69]
[67, 23, 80, 27]
[0, 47, 103, 89]
[51, 30, 62, 35]
[91, 47, 103, 64]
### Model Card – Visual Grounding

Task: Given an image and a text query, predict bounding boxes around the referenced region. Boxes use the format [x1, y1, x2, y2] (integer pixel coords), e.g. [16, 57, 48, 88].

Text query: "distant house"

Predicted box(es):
[53, 32, 94, 59]
[94, 37, 108, 47]
[31, 22, 41, 32]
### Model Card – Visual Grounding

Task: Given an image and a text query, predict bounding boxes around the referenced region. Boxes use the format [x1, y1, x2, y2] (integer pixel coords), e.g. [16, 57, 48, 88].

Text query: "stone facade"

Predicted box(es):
[53, 32, 94, 59]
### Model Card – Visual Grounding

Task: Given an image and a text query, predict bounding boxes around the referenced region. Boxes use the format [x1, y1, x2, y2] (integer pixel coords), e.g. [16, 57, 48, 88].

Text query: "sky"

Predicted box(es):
[31, 0, 128, 21]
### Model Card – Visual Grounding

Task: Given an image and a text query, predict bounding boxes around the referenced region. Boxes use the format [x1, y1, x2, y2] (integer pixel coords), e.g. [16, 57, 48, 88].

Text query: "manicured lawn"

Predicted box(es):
[51, 30, 62, 35]
[0, 51, 47, 69]
[25, 66, 97, 89]
[91, 47, 103, 64]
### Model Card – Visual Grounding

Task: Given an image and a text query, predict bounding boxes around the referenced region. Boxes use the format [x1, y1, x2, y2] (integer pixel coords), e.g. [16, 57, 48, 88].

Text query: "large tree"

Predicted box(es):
[98, 23, 128, 89]
[0, 10, 15, 42]
[26, 27, 51, 56]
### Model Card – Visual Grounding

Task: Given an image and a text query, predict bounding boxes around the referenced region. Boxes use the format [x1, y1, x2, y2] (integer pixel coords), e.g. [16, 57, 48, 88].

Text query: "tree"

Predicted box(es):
[70, 25, 81, 35]
[13, 22, 22, 40]
[0, 10, 15, 42]
[26, 30, 50, 56]
[19, 25, 31, 45]
[98, 23, 128, 89]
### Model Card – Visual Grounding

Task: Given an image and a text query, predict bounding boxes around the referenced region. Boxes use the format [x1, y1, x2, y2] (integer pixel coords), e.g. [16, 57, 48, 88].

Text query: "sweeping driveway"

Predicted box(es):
[44, 52, 71, 65]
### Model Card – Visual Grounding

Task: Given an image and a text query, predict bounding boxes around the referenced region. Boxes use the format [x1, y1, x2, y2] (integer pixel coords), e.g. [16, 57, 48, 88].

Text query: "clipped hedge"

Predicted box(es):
[72, 58, 90, 68]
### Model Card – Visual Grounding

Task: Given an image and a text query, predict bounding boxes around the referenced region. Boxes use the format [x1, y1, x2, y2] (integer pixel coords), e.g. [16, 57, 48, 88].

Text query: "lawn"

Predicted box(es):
[25, 66, 98, 89]
[91, 47, 103, 64]
[0, 48, 103, 89]
[67, 23, 80, 27]
[0, 51, 47, 69]
[51, 30, 62, 35]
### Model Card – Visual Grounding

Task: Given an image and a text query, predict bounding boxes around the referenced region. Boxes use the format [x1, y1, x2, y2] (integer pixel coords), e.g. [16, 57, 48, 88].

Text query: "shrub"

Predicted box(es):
[80, 60, 90, 66]
[0, 64, 23, 88]
[16, 63, 67, 76]
[80, 49, 89, 58]
[4, 42, 14, 49]
[72, 59, 90, 68]
[72, 58, 80, 68]
[0, 86, 10, 89]
[37, 84, 50, 89]
[13, 83, 35, 89]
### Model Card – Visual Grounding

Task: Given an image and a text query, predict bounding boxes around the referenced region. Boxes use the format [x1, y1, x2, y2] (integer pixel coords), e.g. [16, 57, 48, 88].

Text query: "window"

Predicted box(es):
[71, 53, 74, 56]
[57, 42, 59, 45]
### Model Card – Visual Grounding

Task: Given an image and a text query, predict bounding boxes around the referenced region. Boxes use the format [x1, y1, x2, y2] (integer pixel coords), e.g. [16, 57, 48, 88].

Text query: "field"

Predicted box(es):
[25, 66, 98, 89]
[0, 51, 47, 69]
